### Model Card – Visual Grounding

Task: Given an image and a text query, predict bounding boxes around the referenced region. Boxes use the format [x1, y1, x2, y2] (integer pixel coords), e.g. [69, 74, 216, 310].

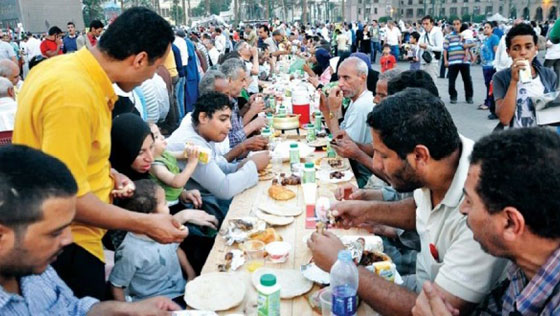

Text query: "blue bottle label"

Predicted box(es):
[331, 294, 357, 316]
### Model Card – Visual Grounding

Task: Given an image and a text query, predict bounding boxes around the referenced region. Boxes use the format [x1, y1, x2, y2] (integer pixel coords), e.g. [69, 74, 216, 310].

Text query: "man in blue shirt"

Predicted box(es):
[62, 22, 78, 53]
[479, 22, 500, 119]
[0, 145, 181, 315]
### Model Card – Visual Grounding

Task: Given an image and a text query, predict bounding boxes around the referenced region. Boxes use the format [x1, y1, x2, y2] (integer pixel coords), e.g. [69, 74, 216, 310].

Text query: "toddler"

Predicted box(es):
[380, 44, 397, 73]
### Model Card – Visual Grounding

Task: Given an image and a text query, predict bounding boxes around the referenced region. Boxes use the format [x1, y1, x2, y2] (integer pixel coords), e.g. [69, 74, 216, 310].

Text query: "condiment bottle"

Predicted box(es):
[257, 274, 281, 316]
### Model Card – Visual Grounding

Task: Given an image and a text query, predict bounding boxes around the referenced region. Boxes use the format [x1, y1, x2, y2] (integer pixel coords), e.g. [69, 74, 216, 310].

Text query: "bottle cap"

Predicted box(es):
[338, 250, 353, 262]
[307, 123, 314, 128]
[305, 162, 314, 168]
[260, 274, 277, 287]
[290, 143, 298, 148]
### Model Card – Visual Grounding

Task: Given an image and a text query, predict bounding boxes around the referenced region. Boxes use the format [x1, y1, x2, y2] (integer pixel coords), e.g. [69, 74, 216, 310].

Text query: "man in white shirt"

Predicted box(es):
[321, 24, 330, 42]
[384, 21, 402, 60]
[0, 77, 16, 131]
[308, 88, 507, 315]
[202, 37, 220, 67]
[214, 28, 226, 55]
[419, 15, 444, 82]
[25, 33, 42, 60]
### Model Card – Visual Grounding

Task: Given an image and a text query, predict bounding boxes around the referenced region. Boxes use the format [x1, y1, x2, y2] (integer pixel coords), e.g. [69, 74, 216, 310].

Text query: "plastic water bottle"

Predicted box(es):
[330, 250, 359, 316]
[257, 274, 280, 316]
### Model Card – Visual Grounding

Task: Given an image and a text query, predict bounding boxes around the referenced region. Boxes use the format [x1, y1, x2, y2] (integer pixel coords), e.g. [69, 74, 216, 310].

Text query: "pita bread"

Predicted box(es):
[252, 268, 313, 299]
[255, 209, 294, 226]
[258, 201, 303, 217]
[258, 170, 275, 181]
[185, 272, 245, 311]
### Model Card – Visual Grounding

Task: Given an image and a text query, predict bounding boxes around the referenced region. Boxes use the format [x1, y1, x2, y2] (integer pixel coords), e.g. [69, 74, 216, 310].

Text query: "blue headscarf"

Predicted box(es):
[350, 52, 372, 70]
[315, 48, 331, 75]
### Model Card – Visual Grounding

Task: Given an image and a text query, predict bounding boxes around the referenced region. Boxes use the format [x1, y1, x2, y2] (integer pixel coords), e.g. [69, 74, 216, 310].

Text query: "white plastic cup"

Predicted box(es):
[320, 288, 332, 316]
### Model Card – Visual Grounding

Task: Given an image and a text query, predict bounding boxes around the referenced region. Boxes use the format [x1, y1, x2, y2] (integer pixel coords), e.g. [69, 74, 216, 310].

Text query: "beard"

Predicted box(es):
[0, 241, 63, 279]
[389, 159, 423, 193]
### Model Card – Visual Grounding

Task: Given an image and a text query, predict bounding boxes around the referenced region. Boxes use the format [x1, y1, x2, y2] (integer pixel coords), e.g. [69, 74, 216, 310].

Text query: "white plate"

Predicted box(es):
[273, 141, 315, 162]
[172, 311, 218, 316]
[301, 262, 404, 285]
[316, 170, 354, 184]
[251, 268, 314, 299]
[302, 234, 384, 253]
[184, 272, 246, 311]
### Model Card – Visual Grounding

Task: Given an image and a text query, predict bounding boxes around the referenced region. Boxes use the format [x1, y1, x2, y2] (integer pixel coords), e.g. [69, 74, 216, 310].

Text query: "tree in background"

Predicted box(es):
[82, 0, 104, 26]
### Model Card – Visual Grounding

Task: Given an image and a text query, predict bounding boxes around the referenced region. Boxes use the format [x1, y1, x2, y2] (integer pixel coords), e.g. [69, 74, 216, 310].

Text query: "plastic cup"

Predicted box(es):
[320, 288, 332, 316]
[271, 154, 283, 174]
[243, 240, 265, 272]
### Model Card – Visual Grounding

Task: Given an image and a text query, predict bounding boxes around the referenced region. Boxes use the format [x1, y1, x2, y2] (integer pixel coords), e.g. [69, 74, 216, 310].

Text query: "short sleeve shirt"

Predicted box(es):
[414, 136, 508, 303]
[0, 40, 16, 60]
[340, 90, 374, 144]
[109, 233, 186, 301]
[40, 39, 61, 57]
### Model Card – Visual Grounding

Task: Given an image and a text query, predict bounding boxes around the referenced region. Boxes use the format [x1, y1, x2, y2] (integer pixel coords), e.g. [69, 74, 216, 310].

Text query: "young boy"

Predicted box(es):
[493, 23, 557, 128]
[148, 123, 202, 208]
[380, 44, 397, 73]
[408, 32, 421, 70]
[109, 180, 196, 306]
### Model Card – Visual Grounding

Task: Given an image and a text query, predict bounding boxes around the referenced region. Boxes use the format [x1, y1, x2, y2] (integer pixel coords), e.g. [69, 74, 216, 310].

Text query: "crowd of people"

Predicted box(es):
[0, 5, 560, 315]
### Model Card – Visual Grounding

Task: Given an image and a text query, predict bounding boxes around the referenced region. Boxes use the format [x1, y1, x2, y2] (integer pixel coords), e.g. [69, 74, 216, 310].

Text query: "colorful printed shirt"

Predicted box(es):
[228, 98, 246, 149]
[481, 34, 500, 68]
[443, 31, 472, 65]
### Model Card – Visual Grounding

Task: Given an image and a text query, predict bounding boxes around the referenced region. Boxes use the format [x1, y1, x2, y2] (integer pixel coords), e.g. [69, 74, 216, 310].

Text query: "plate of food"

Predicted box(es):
[251, 268, 313, 299]
[319, 157, 349, 171]
[185, 272, 246, 311]
[317, 170, 354, 184]
[220, 217, 267, 245]
[249, 227, 283, 244]
[307, 138, 329, 148]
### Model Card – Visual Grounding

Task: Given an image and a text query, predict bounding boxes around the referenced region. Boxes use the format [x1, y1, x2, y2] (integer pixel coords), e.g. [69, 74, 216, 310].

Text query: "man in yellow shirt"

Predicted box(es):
[13, 7, 188, 300]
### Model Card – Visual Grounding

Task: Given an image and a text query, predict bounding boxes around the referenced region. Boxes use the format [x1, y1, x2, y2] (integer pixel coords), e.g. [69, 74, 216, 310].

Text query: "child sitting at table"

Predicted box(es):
[109, 179, 196, 306]
[148, 123, 202, 209]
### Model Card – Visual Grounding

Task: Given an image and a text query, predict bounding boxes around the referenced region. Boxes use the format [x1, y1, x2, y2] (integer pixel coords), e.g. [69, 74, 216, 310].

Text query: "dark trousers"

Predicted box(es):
[439, 58, 447, 78]
[448, 63, 474, 101]
[371, 41, 381, 63]
[544, 58, 560, 88]
[482, 67, 496, 114]
[160, 76, 180, 134]
[52, 243, 106, 300]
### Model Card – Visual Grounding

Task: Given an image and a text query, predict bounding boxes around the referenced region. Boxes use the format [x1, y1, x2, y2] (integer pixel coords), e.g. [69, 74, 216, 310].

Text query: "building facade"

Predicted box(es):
[344, 0, 560, 23]
[0, 0, 84, 33]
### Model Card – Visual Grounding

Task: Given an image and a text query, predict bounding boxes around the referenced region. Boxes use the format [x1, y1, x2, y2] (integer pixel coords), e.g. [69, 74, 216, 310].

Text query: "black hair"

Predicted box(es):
[470, 128, 560, 239]
[192, 91, 233, 126]
[48, 26, 62, 36]
[410, 31, 420, 41]
[382, 43, 391, 49]
[115, 179, 159, 214]
[387, 70, 439, 97]
[335, 29, 341, 34]
[89, 20, 104, 30]
[367, 88, 460, 160]
[98, 7, 174, 63]
[422, 15, 434, 24]
[29, 55, 46, 70]
[0, 145, 77, 234]
[67, 21, 75, 27]
[483, 21, 492, 28]
[505, 23, 538, 50]
[460, 23, 469, 33]
[259, 25, 270, 33]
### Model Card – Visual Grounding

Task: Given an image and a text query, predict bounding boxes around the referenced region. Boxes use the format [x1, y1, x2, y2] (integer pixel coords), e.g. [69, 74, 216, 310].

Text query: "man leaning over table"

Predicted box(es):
[12, 7, 188, 300]
[307, 88, 507, 315]
[413, 128, 560, 316]
[0, 145, 180, 315]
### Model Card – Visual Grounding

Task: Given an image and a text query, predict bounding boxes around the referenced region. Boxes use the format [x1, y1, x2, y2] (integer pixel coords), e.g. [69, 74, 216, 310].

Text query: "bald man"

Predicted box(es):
[0, 59, 20, 86]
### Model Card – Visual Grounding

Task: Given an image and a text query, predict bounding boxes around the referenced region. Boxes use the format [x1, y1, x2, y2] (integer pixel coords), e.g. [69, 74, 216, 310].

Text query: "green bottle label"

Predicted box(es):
[257, 289, 280, 316]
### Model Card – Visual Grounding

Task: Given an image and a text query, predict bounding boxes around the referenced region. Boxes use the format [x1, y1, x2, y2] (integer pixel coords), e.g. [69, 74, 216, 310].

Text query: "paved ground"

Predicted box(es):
[372, 61, 498, 141]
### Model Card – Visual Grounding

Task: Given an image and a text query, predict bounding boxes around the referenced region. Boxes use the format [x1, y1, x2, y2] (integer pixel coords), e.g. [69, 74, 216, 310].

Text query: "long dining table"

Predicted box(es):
[199, 132, 380, 316]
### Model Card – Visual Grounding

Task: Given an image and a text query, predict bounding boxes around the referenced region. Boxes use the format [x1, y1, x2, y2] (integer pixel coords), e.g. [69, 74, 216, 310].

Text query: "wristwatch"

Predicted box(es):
[328, 111, 335, 119]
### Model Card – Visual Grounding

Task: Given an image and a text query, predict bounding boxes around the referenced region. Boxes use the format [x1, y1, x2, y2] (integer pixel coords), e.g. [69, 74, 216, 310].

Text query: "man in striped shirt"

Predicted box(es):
[443, 19, 474, 104]
[0, 145, 180, 315]
[413, 128, 560, 316]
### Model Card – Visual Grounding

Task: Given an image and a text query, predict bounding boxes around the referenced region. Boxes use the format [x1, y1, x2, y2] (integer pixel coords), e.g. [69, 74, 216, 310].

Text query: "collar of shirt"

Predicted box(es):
[439, 135, 472, 209]
[505, 247, 560, 315]
[348, 88, 369, 107]
[75, 48, 118, 110]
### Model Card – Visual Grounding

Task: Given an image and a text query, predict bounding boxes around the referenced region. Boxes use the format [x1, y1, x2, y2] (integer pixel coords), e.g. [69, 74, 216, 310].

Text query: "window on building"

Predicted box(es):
[464, 0, 468, 2]
[419, 0, 423, 4]
[417, 8, 424, 16]
[450, 7, 458, 16]
[358, 8, 362, 14]
[461, 7, 469, 15]
[451, 0, 457, 3]
[366, 8, 371, 15]
[485, 6, 493, 15]
[374, 0, 378, 3]
[374, 7, 378, 14]
[408, 0, 412, 5]
[358, 0, 362, 4]
[499, 5, 503, 14]
[428, 8, 434, 15]
[440, 8, 446, 16]
[406, 8, 414, 18]
[473, 6, 480, 15]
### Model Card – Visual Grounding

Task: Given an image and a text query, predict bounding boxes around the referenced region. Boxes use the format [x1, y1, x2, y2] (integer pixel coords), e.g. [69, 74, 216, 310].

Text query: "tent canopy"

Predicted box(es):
[487, 13, 508, 22]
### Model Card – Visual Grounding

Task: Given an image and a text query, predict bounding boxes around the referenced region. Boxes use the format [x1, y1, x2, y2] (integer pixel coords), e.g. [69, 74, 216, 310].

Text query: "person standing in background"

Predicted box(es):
[62, 22, 78, 53]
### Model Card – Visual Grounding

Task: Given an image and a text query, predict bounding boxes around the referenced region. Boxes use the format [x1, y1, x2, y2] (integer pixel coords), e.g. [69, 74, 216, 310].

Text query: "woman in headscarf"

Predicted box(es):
[303, 48, 332, 79]
[110, 113, 154, 181]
